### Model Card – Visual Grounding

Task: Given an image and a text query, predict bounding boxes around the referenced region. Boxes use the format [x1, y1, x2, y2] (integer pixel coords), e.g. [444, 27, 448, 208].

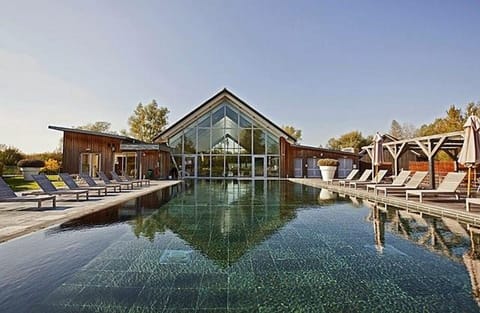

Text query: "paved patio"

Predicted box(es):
[0, 180, 182, 243]
[289, 178, 480, 227]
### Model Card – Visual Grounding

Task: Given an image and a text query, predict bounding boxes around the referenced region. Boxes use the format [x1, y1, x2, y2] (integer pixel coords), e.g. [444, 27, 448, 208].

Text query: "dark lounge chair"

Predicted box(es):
[121, 171, 151, 187]
[98, 171, 134, 190]
[59, 173, 108, 196]
[28, 174, 89, 201]
[0, 176, 56, 208]
[111, 171, 148, 187]
[79, 173, 121, 192]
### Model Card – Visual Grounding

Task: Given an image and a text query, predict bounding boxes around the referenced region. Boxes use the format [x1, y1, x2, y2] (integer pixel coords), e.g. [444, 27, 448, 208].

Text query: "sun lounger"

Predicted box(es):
[79, 173, 121, 192]
[328, 169, 359, 184]
[366, 170, 411, 194]
[339, 169, 372, 187]
[121, 171, 151, 187]
[349, 170, 387, 189]
[406, 172, 466, 203]
[375, 171, 428, 196]
[0, 176, 56, 208]
[59, 173, 107, 196]
[27, 174, 88, 201]
[98, 171, 134, 190]
[111, 171, 148, 187]
[466, 198, 480, 212]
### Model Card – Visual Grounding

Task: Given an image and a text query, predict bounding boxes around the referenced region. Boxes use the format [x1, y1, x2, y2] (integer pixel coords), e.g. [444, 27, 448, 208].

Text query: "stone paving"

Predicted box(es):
[0, 180, 182, 243]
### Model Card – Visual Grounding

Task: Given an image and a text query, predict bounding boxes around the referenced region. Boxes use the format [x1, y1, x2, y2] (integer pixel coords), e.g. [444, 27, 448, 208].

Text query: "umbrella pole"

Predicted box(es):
[468, 167, 472, 198]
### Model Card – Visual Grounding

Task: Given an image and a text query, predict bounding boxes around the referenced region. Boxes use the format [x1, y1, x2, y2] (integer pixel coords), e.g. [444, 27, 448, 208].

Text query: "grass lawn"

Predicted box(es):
[4, 175, 65, 192]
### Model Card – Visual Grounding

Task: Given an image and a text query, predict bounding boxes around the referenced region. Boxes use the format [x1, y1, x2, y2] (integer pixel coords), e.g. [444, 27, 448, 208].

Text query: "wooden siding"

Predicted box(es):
[280, 137, 359, 178]
[63, 132, 120, 175]
[62, 132, 172, 179]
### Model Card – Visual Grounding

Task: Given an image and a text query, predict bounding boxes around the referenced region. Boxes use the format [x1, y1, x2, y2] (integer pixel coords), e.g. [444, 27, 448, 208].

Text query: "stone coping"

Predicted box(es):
[0, 180, 182, 243]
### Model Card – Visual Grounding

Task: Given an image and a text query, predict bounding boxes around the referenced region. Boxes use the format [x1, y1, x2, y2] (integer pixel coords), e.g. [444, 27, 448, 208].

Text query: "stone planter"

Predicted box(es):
[20, 167, 41, 181]
[319, 166, 336, 182]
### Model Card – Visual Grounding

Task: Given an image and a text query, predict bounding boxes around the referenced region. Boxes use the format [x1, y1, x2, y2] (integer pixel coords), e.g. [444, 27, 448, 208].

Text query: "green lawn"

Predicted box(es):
[4, 175, 65, 192]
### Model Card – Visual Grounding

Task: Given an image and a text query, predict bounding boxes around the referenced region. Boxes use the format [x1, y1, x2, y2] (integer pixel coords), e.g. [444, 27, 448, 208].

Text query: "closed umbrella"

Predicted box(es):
[372, 132, 384, 182]
[458, 115, 480, 197]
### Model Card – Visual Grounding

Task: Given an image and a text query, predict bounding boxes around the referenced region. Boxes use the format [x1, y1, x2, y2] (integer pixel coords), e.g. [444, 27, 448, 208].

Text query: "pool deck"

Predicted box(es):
[0, 180, 182, 243]
[289, 178, 480, 227]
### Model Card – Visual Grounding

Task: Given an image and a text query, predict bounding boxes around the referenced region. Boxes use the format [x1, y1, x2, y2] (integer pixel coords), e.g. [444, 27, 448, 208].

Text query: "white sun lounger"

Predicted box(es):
[406, 172, 466, 203]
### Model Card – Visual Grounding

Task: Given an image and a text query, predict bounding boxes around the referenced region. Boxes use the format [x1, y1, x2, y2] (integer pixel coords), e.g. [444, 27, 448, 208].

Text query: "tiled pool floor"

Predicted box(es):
[1, 180, 479, 312]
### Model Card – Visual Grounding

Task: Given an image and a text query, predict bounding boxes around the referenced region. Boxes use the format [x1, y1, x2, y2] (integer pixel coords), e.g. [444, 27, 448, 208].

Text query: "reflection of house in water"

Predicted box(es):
[132, 180, 321, 266]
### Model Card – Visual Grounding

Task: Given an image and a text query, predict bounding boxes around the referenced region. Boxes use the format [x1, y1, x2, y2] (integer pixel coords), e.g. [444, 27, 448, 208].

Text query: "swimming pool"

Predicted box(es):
[0, 180, 478, 312]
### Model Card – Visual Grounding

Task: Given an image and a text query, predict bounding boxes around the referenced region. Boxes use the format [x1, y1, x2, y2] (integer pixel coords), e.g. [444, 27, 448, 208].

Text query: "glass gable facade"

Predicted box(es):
[169, 101, 280, 178]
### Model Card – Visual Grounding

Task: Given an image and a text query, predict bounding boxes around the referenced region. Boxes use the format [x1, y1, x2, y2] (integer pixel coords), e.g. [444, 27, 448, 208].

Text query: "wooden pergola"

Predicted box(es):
[362, 131, 464, 188]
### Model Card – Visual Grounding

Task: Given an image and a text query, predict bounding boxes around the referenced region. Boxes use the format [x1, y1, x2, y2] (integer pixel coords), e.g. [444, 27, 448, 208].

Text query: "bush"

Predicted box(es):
[17, 159, 45, 168]
[42, 158, 60, 174]
[0, 162, 3, 176]
[317, 158, 339, 167]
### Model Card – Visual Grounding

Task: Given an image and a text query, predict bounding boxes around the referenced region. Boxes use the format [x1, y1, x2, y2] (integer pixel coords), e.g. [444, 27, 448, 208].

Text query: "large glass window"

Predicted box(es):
[167, 100, 281, 178]
[253, 129, 265, 154]
[239, 156, 251, 177]
[198, 155, 210, 177]
[183, 128, 196, 154]
[211, 156, 224, 177]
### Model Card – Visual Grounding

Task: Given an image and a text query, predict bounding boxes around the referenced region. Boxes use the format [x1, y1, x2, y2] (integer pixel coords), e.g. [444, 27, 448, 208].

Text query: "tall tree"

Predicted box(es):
[282, 125, 302, 141]
[76, 121, 112, 133]
[389, 120, 418, 139]
[327, 131, 372, 151]
[389, 120, 403, 139]
[128, 100, 169, 143]
[418, 105, 464, 136]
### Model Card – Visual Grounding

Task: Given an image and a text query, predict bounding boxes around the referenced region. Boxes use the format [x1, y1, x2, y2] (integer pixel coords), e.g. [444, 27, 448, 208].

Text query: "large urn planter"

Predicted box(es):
[17, 159, 45, 181]
[317, 158, 339, 182]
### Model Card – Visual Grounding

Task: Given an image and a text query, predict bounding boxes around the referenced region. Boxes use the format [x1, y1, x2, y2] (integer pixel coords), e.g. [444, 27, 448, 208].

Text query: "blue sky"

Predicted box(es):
[1, 0, 479, 153]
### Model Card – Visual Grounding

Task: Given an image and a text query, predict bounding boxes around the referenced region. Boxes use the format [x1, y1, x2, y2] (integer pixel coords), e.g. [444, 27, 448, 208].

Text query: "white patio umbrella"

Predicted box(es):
[458, 115, 480, 197]
[372, 132, 384, 182]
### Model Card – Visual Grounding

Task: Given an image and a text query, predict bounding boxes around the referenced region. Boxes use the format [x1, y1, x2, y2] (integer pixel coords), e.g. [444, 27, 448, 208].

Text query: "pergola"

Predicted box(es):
[362, 131, 465, 188]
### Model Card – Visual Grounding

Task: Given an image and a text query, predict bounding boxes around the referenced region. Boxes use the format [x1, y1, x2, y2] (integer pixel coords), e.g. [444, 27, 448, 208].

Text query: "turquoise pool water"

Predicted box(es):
[0, 180, 479, 312]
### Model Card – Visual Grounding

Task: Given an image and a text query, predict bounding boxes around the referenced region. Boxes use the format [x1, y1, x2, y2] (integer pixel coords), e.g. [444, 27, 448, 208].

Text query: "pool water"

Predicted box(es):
[0, 180, 479, 312]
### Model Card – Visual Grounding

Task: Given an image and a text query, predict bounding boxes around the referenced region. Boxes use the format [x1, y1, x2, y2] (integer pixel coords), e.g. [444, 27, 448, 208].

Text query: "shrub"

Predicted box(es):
[42, 158, 60, 174]
[317, 158, 339, 167]
[0, 162, 3, 176]
[17, 159, 45, 168]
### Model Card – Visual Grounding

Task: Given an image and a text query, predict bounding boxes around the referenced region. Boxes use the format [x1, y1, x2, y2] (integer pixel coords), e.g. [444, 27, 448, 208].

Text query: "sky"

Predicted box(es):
[1, 0, 479, 153]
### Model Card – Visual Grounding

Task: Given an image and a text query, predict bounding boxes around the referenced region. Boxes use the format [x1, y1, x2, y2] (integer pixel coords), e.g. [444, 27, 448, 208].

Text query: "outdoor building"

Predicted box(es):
[154, 89, 359, 179]
[49, 126, 171, 179]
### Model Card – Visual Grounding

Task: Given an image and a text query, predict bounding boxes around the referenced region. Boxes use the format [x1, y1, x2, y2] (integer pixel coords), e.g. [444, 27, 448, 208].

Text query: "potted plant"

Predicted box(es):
[17, 159, 45, 181]
[317, 158, 338, 181]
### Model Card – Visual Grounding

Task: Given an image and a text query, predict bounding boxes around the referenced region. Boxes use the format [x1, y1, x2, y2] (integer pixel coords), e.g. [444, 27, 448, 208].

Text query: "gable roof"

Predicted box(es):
[153, 88, 297, 143]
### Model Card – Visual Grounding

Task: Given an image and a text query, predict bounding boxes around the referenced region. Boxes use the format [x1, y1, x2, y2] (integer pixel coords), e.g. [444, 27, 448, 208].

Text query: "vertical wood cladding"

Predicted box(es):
[63, 132, 119, 175]
[280, 137, 359, 178]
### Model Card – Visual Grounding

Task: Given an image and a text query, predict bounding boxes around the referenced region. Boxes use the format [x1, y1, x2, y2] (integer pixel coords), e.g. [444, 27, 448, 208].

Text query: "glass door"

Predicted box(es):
[254, 156, 265, 178]
[80, 153, 101, 177]
[183, 155, 197, 177]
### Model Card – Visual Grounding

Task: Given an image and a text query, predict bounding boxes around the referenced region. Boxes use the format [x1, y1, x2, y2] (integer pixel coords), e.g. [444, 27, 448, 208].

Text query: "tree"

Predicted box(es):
[76, 121, 113, 133]
[389, 120, 403, 139]
[282, 125, 302, 142]
[389, 120, 418, 139]
[327, 131, 372, 151]
[128, 100, 169, 143]
[418, 105, 464, 136]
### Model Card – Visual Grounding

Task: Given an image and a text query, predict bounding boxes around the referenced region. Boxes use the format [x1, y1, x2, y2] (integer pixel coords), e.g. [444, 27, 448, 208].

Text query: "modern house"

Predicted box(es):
[154, 89, 358, 179]
[49, 126, 171, 179]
